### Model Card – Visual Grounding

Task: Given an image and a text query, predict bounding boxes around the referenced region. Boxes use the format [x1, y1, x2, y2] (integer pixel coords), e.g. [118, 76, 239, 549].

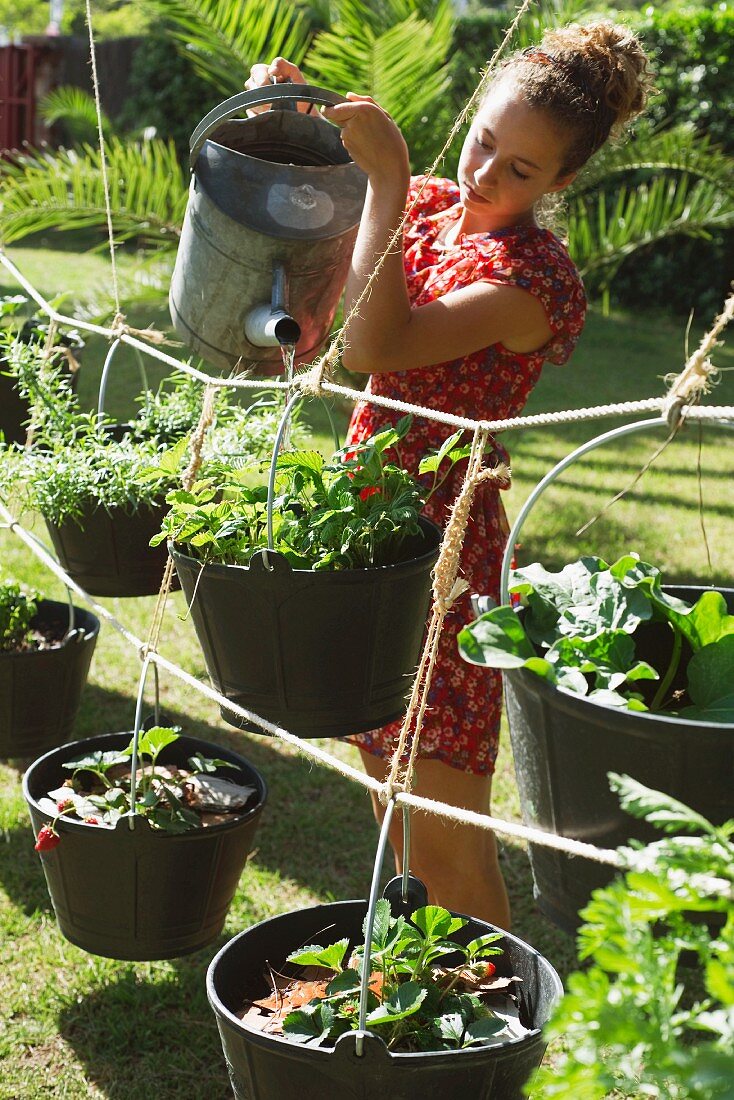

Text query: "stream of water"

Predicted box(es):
[280, 342, 296, 451]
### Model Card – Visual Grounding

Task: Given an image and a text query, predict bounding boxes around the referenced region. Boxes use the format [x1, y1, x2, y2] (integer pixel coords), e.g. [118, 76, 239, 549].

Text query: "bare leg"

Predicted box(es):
[359, 749, 511, 929]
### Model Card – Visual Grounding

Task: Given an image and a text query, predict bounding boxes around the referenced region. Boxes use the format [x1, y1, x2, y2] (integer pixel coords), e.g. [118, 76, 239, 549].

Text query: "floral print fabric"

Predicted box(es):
[347, 176, 586, 775]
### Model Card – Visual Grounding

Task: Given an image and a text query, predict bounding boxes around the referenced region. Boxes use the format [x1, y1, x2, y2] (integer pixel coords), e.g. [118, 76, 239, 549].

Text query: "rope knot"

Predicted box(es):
[296, 344, 340, 396]
[380, 777, 407, 806]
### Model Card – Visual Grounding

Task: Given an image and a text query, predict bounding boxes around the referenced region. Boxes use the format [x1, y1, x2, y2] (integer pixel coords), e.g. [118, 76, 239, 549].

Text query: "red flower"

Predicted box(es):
[34, 825, 61, 852]
[83, 817, 99, 825]
[359, 485, 381, 501]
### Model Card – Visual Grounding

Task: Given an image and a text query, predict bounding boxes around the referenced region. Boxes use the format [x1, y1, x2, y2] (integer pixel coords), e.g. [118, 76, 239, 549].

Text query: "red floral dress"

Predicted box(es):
[347, 176, 586, 775]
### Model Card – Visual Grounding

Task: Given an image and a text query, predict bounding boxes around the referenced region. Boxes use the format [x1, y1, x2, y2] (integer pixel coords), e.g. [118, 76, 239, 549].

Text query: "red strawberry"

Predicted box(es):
[34, 825, 61, 852]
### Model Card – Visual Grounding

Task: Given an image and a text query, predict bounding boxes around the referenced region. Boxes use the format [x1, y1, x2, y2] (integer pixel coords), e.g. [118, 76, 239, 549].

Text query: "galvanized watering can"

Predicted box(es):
[169, 84, 367, 373]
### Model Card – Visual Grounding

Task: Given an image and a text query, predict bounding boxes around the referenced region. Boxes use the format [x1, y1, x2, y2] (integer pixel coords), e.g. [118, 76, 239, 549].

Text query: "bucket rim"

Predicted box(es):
[0, 598, 101, 657]
[206, 898, 563, 1062]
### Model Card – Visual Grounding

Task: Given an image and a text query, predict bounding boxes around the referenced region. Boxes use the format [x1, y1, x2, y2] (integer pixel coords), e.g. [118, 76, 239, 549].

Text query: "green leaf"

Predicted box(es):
[433, 1012, 464, 1045]
[366, 981, 427, 1024]
[682, 636, 734, 722]
[287, 939, 350, 973]
[126, 726, 181, 761]
[364, 897, 393, 951]
[465, 933, 504, 959]
[62, 749, 129, 773]
[410, 905, 467, 940]
[462, 1016, 506, 1046]
[457, 606, 540, 669]
[282, 1000, 335, 1045]
[608, 773, 716, 835]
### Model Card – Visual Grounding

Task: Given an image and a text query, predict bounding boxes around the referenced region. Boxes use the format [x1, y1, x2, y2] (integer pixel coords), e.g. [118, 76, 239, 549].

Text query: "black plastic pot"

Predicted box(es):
[207, 900, 563, 1100]
[504, 585, 734, 935]
[45, 498, 177, 598]
[0, 599, 99, 759]
[171, 518, 442, 738]
[23, 731, 267, 960]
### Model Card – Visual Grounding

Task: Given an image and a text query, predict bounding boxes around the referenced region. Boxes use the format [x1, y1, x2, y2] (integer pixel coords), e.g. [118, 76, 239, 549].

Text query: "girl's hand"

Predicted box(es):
[244, 57, 308, 115]
[323, 93, 410, 189]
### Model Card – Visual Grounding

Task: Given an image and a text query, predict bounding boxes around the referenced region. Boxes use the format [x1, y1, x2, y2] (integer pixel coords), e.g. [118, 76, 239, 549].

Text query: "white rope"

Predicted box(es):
[4, 250, 733, 437]
[2, 499, 712, 879]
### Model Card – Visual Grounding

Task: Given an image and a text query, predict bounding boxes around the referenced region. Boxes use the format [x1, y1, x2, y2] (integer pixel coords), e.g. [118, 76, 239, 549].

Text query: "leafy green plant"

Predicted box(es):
[0, 580, 38, 652]
[0, 337, 301, 525]
[459, 553, 734, 722]
[36, 726, 255, 847]
[249, 899, 519, 1053]
[154, 417, 469, 570]
[528, 773, 734, 1099]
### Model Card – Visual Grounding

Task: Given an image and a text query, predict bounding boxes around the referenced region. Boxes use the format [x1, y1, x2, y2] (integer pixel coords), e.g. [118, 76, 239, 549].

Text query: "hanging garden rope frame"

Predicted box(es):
[1, 0, 732, 940]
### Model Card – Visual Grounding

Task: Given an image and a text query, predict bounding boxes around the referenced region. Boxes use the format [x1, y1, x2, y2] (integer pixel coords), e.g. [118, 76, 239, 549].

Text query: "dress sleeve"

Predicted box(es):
[473, 231, 587, 365]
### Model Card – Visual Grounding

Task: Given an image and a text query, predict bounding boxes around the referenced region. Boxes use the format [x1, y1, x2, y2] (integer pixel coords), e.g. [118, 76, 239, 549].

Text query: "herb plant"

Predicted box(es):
[0, 337, 303, 526]
[459, 553, 734, 722]
[155, 418, 470, 571]
[528, 774, 734, 1099]
[0, 579, 38, 652]
[35, 726, 255, 850]
[248, 900, 522, 1053]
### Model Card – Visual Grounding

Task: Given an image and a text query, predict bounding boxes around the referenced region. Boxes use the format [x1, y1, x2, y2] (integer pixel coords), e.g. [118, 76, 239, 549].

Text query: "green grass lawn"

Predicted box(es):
[0, 244, 732, 1098]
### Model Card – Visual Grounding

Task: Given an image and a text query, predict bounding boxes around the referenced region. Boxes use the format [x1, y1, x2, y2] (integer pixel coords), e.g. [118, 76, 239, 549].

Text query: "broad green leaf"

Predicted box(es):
[128, 726, 181, 760]
[433, 1012, 464, 1045]
[276, 450, 324, 476]
[282, 1001, 335, 1045]
[410, 906, 466, 940]
[366, 981, 427, 1024]
[682, 636, 734, 723]
[457, 606, 539, 668]
[62, 749, 129, 773]
[363, 897, 392, 951]
[287, 939, 350, 973]
[465, 933, 504, 959]
[463, 1016, 506, 1046]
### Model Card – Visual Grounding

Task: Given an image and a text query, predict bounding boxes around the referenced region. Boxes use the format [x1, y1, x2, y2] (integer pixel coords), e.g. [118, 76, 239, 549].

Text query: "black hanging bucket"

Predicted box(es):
[504, 583, 734, 934]
[492, 417, 734, 935]
[45, 498, 176, 598]
[207, 900, 562, 1100]
[0, 599, 99, 759]
[170, 517, 441, 738]
[23, 731, 267, 960]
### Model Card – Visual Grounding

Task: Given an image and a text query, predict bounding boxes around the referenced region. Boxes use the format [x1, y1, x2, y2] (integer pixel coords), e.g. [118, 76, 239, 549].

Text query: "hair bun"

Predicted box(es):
[542, 20, 653, 131]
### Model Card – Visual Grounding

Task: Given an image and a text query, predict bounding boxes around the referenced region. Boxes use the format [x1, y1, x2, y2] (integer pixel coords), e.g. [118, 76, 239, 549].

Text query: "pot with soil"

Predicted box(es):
[0, 582, 99, 759]
[459, 418, 734, 934]
[164, 417, 460, 738]
[207, 890, 563, 1100]
[23, 727, 267, 959]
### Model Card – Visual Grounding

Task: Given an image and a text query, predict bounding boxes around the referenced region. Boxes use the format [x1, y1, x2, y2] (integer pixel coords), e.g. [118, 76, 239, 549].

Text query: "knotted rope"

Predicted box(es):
[662, 286, 734, 428]
[383, 427, 511, 802]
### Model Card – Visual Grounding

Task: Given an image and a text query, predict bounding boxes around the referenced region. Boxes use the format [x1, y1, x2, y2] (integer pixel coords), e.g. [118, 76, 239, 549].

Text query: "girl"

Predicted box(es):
[247, 21, 652, 928]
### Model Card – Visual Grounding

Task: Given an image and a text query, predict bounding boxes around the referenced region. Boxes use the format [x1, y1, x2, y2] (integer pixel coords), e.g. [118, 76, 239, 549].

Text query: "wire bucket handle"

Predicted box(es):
[126, 656, 162, 830]
[499, 413, 734, 603]
[97, 337, 150, 430]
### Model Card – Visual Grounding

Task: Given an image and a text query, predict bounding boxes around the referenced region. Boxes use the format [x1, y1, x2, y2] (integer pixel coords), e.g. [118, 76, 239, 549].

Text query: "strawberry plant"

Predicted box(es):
[35, 725, 258, 845]
[244, 900, 528, 1053]
[153, 417, 471, 571]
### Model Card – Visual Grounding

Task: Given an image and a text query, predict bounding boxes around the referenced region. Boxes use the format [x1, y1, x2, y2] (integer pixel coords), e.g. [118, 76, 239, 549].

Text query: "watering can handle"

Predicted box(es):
[189, 85, 349, 169]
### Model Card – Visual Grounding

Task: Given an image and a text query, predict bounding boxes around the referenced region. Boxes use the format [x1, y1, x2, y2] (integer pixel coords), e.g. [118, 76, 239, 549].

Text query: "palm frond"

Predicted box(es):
[0, 139, 187, 247]
[568, 174, 734, 288]
[146, 0, 312, 96]
[39, 86, 114, 145]
[305, 0, 453, 133]
[571, 124, 734, 198]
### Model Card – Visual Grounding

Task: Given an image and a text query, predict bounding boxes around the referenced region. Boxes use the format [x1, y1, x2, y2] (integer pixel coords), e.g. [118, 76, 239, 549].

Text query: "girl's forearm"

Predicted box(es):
[343, 178, 412, 373]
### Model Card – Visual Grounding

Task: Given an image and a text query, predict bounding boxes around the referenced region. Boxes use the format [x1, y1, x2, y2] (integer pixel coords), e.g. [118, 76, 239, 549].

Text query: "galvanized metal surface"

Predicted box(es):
[170, 85, 367, 373]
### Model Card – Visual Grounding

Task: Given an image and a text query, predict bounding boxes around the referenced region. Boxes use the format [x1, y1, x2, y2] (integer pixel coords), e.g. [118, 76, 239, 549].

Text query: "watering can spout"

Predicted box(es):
[244, 306, 301, 348]
[244, 264, 301, 348]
